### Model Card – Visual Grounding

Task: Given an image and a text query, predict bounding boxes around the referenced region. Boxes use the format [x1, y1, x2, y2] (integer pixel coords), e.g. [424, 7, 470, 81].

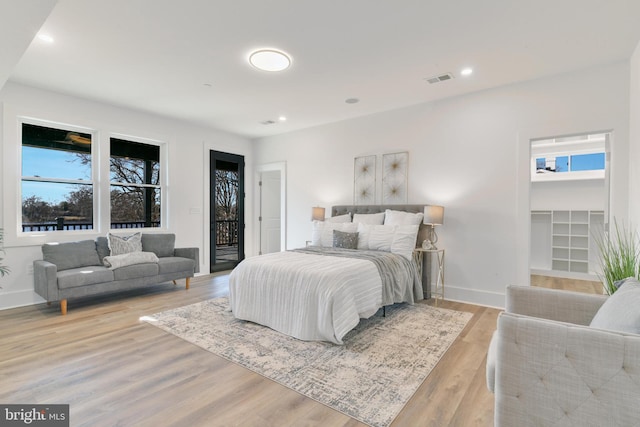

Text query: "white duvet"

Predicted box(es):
[229, 250, 414, 344]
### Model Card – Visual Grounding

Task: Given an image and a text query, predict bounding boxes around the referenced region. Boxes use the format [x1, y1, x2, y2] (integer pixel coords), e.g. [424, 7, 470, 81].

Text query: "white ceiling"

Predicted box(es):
[4, 0, 640, 139]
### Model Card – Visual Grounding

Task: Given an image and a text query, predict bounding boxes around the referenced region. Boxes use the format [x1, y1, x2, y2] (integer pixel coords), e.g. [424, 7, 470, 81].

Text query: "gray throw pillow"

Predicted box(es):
[333, 230, 358, 250]
[42, 240, 101, 271]
[590, 278, 640, 334]
[108, 232, 142, 256]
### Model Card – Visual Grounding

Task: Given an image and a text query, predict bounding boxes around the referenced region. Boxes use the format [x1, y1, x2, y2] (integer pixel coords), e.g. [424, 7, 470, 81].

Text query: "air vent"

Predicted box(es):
[260, 120, 276, 125]
[425, 73, 454, 84]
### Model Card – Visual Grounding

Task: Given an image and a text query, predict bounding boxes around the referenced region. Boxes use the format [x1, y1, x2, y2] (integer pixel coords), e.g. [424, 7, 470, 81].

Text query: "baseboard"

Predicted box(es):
[437, 285, 506, 309]
[0, 289, 46, 311]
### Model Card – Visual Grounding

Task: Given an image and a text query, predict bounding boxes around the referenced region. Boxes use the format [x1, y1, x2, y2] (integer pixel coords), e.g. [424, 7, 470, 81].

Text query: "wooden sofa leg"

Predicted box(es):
[186, 277, 190, 290]
[47, 301, 52, 306]
[60, 299, 68, 315]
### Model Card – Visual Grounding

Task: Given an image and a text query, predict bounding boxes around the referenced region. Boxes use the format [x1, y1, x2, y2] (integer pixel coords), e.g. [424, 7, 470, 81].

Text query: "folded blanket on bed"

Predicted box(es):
[292, 246, 422, 305]
[103, 251, 159, 269]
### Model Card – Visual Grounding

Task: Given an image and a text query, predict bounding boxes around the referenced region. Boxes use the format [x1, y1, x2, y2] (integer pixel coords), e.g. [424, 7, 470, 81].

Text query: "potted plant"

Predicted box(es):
[0, 228, 9, 278]
[593, 219, 640, 295]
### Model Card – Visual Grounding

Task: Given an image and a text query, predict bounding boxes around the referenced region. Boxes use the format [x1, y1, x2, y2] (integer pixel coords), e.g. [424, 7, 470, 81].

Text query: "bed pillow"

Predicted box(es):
[390, 224, 420, 260]
[333, 230, 358, 249]
[590, 278, 640, 334]
[383, 209, 424, 226]
[368, 226, 396, 252]
[353, 212, 385, 225]
[326, 213, 352, 223]
[357, 223, 419, 259]
[311, 221, 358, 247]
[108, 232, 142, 256]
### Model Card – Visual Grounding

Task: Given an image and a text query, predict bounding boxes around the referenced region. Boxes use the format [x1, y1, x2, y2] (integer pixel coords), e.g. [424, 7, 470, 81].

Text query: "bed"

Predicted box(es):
[228, 205, 428, 344]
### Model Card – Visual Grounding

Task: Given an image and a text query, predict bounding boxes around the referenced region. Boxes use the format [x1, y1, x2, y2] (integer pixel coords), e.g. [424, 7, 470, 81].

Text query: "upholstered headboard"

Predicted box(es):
[331, 204, 429, 247]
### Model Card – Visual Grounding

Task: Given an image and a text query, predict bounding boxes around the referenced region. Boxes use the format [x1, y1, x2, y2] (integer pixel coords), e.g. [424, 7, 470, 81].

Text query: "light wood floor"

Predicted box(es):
[0, 274, 498, 427]
[530, 274, 604, 294]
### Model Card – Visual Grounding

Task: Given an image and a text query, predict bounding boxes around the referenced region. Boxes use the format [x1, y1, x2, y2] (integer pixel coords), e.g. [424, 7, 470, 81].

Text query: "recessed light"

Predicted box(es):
[461, 67, 473, 76]
[278, 116, 287, 122]
[37, 33, 54, 43]
[345, 98, 359, 104]
[249, 49, 291, 72]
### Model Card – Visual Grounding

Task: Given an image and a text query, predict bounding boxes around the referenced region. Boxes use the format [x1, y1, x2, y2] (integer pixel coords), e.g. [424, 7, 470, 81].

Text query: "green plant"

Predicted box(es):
[0, 228, 9, 277]
[593, 219, 640, 295]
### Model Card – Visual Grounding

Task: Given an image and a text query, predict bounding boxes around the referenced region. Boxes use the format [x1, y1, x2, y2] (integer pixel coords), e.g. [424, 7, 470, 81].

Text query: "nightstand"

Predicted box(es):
[414, 248, 445, 305]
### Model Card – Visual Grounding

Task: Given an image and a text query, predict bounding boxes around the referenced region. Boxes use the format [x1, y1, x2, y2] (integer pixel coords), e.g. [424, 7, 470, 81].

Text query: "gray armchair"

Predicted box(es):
[486, 285, 640, 426]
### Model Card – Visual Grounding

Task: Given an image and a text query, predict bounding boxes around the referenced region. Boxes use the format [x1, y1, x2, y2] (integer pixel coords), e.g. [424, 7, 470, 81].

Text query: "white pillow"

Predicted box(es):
[353, 212, 385, 225]
[390, 224, 420, 260]
[383, 209, 424, 226]
[312, 221, 358, 247]
[326, 213, 352, 223]
[368, 226, 396, 252]
[356, 223, 376, 249]
[357, 223, 419, 260]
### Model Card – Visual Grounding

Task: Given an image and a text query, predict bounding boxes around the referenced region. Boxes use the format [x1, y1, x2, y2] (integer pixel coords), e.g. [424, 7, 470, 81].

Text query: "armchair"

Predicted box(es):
[486, 285, 640, 426]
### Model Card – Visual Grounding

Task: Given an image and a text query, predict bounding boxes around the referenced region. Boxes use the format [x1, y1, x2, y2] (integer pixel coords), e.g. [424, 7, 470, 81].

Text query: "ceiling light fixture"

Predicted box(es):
[461, 67, 473, 76]
[345, 98, 359, 104]
[278, 116, 287, 122]
[249, 49, 291, 72]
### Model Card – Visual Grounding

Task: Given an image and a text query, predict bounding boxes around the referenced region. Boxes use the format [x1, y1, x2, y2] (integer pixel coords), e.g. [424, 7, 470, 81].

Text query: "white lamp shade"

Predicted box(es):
[424, 205, 444, 225]
[311, 206, 326, 221]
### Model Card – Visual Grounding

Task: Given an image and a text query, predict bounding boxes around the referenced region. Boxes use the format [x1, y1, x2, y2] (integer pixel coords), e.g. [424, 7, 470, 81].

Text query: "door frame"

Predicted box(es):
[210, 150, 245, 272]
[255, 162, 287, 254]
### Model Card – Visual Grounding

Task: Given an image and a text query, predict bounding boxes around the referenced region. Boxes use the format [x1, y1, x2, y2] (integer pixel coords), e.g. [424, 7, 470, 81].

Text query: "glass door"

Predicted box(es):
[210, 150, 244, 272]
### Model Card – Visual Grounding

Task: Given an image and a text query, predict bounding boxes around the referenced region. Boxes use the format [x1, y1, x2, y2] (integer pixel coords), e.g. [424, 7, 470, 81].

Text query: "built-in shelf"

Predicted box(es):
[531, 209, 604, 278]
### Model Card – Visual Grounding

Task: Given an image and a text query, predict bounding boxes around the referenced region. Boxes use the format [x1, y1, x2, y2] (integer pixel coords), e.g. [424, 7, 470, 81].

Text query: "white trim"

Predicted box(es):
[0, 289, 46, 311]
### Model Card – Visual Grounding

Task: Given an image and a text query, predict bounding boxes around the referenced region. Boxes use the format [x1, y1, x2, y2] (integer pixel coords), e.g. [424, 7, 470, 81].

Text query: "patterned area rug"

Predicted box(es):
[145, 298, 472, 427]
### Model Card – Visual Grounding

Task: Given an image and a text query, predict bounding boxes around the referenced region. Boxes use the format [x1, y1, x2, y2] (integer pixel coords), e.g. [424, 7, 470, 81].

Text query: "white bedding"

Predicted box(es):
[228, 249, 419, 344]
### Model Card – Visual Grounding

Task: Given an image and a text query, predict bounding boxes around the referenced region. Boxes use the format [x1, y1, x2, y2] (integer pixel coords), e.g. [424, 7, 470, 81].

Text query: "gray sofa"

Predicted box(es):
[487, 284, 640, 426]
[34, 233, 199, 315]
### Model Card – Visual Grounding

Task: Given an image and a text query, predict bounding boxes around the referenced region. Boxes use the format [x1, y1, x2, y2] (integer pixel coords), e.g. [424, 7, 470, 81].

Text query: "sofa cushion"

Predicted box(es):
[590, 278, 640, 334]
[142, 234, 176, 257]
[57, 266, 114, 289]
[42, 240, 101, 271]
[95, 237, 110, 263]
[113, 262, 159, 281]
[158, 257, 196, 275]
[108, 232, 142, 256]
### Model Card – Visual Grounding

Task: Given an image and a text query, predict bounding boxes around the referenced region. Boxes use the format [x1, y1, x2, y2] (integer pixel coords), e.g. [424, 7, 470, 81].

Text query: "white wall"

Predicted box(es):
[253, 62, 630, 307]
[0, 82, 253, 309]
[530, 180, 605, 211]
[629, 41, 640, 223]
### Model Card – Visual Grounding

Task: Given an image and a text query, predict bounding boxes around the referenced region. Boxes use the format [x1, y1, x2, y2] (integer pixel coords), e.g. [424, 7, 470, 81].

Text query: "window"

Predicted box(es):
[531, 132, 608, 181]
[110, 138, 161, 229]
[21, 123, 94, 232]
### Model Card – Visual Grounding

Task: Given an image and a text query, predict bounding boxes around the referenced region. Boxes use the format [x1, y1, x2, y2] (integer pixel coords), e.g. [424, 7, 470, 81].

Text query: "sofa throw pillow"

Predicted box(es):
[333, 230, 358, 249]
[142, 233, 176, 257]
[590, 278, 640, 334]
[42, 240, 101, 271]
[108, 232, 142, 256]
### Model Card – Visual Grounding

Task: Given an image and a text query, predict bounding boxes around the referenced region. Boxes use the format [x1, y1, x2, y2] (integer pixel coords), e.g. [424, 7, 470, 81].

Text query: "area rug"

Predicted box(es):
[144, 298, 472, 427]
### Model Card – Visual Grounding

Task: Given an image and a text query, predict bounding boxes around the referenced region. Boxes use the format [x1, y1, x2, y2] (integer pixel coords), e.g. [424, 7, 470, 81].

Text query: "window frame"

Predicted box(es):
[108, 133, 167, 231]
[530, 134, 607, 182]
[18, 117, 99, 237]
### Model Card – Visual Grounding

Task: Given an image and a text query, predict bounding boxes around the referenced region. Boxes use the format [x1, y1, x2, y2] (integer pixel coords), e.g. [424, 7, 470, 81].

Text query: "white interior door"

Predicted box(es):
[260, 170, 281, 254]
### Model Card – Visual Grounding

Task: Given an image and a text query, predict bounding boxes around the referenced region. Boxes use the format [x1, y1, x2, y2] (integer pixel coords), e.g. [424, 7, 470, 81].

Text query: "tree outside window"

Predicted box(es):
[110, 138, 161, 229]
[21, 123, 94, 231]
